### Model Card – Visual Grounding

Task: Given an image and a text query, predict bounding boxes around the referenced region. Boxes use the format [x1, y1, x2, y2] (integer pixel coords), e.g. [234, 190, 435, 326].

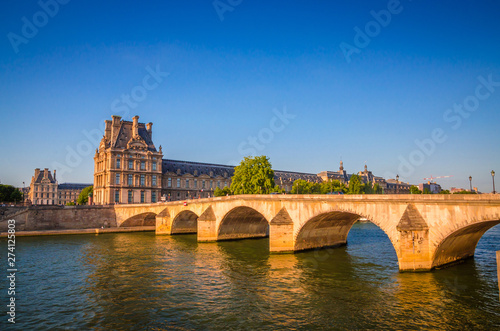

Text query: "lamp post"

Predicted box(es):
[492, 170, 496, 194]
[469, 176, 473, 193]
[396, 174, 399, 194]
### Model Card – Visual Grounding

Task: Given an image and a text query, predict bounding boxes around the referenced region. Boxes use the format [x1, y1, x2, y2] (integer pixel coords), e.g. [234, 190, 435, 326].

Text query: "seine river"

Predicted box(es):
[2, 222, 499, 330]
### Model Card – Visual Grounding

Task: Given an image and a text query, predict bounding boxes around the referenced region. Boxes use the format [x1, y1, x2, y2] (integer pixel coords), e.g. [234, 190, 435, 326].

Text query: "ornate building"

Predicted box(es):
[29, 168, 58, 205]
[93, 115, 413, 204]
[93, 115, 163, 204]
[28, 168, 91, 205]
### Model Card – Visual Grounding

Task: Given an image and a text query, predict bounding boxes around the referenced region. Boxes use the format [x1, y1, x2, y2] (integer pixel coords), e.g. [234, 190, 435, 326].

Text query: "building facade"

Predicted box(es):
[28, 168, 91, 205]
[93, 115, 163, 204]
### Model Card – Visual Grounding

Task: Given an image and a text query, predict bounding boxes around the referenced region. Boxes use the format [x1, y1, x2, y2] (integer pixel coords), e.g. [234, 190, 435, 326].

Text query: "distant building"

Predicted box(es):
[29, 168, 58, 205]
[418, 182, 442, 194]
[58, 183, 93, 205]
[28, 168, 91, 205]
[384, 179, 411, 194]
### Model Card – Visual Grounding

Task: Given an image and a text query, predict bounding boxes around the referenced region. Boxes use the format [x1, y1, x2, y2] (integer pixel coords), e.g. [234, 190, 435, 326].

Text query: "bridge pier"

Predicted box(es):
[396, 204, 433, 271]
[269, 208, 295, 253]
[197, 206, 218, 242]
[155, 214, 174, 235]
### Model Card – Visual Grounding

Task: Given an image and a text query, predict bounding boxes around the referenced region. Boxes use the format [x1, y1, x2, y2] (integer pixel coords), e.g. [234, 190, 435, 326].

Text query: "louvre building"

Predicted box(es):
[93, 116, 407, 205]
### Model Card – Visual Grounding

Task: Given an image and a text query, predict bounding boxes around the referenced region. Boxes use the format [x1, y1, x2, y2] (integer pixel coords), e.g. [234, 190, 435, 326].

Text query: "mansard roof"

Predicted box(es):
[162, 158, 322, 182]
[33, 171, 56, 184]
[112, 121, 157, 151]
[162, 159, 235, 177]
[58, 183, 92, 190]
[274, 170, 322, 182]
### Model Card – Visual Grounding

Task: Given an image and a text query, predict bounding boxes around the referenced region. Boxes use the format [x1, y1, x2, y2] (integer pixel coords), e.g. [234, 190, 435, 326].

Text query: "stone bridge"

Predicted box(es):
[113, 194, 500, 272]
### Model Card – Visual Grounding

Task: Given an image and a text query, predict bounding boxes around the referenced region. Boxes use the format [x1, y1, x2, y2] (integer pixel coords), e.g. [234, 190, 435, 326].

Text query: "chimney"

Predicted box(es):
[104, 120, 112, 141]
[146, 122, 153, 138]
[111, 115, 122, 145]
[35, 168, 40, 180]
[132, 115, 139, 137]
[53, 169, 56, 181]
[44, 168, 48, 179]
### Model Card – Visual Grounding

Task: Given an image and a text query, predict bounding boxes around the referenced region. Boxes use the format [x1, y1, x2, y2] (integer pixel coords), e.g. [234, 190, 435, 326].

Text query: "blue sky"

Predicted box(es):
[0, 0, 499, 192]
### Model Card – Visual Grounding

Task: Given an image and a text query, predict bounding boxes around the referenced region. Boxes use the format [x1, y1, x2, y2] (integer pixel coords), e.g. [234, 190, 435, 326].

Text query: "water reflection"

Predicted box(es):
[1, 223, 499, 330]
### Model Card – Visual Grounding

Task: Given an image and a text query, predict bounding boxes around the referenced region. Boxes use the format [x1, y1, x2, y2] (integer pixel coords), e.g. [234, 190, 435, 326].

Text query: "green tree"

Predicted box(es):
[453, 190, 477, 194]
[0, 185, 23, 202]
[423, 188, 432, 194]
[320, 180, 346, 194]
[66, 201, 76, 206]
[347, 174, 363, 194]
[362, 182, 374, 194]
[77, 186, 93, 205]
[230, 156, 275, 194]
[214, 187, 231, 197]
[373, 183, 383, 194]
[440, 189, 451, 194]
[410, 185, 422, 194]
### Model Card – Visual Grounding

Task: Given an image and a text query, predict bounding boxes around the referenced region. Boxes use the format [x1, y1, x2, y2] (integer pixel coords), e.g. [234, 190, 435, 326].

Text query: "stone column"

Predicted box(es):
[155, 208, 173, 235]
[197, 206, 217, 242]
[396, 204, 433, 271]
[269, 208, 295, 253]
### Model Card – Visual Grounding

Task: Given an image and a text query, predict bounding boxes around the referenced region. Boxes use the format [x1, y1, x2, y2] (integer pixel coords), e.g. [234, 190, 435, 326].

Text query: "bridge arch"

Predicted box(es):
[172, 210, 199, 234]
[431, 219, 500, 268]
[218, 206, 269, 240]
[120, 212, 156, 227]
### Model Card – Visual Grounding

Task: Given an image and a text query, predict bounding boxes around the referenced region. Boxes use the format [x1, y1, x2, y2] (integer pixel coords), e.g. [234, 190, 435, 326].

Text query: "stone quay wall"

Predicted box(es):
[0, 205, 116, 231]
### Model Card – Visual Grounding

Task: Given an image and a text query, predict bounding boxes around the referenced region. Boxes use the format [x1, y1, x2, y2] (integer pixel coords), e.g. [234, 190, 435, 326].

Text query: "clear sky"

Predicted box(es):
[1, 0, 499, 192]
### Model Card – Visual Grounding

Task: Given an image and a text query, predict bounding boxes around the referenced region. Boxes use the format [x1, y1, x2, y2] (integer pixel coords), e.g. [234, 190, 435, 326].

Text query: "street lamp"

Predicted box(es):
[469, 176, 473, 192]
[492, 170, 496, 194]
[396, 174, 399, 194]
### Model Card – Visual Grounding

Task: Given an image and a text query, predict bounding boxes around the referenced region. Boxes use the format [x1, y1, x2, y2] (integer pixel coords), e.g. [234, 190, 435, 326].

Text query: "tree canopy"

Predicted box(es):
[410, 185, 422, 194]
[347, 174, 363, 194]
[291, 179, 346, 194]
[0, 185, 23, 202]
[230, 156, 277, 194]
[77, 186, 93, 205]
[214, 187, 231, 197]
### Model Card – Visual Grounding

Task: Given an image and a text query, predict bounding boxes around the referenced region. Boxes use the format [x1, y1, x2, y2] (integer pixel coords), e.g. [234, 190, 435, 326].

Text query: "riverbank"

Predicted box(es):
[0, 226, 155, 238]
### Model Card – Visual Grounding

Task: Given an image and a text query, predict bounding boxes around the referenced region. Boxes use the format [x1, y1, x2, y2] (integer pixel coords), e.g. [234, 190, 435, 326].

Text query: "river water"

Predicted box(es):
[1, 222, 499, 330]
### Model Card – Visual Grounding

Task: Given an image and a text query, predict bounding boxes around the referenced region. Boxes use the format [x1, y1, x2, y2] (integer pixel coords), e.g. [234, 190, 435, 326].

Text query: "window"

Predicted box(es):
[152, 175, 157, 186]
[128, 174, 133, 186]
[217, 181, 220, 188]
[168, 178, 172, 187]
[141, 161, 145, 170]
[115, 174, 120, 185]
[177, 178, 180, 188]
[185, 179, 189, 188]
[141, 191, 145, 203]
[152, 162, 157, 171]
[152, 191, 156, 203]
[128, 160, 133, 170]
[115, 191, 119, 203]
[210, 180, 213, 189]
[202, 180, 205, 189]
[128, 191, 133, 203]
[116, 158, 121, 169]
[140, 174, 145, 186]
[194, 179, 197, 189]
